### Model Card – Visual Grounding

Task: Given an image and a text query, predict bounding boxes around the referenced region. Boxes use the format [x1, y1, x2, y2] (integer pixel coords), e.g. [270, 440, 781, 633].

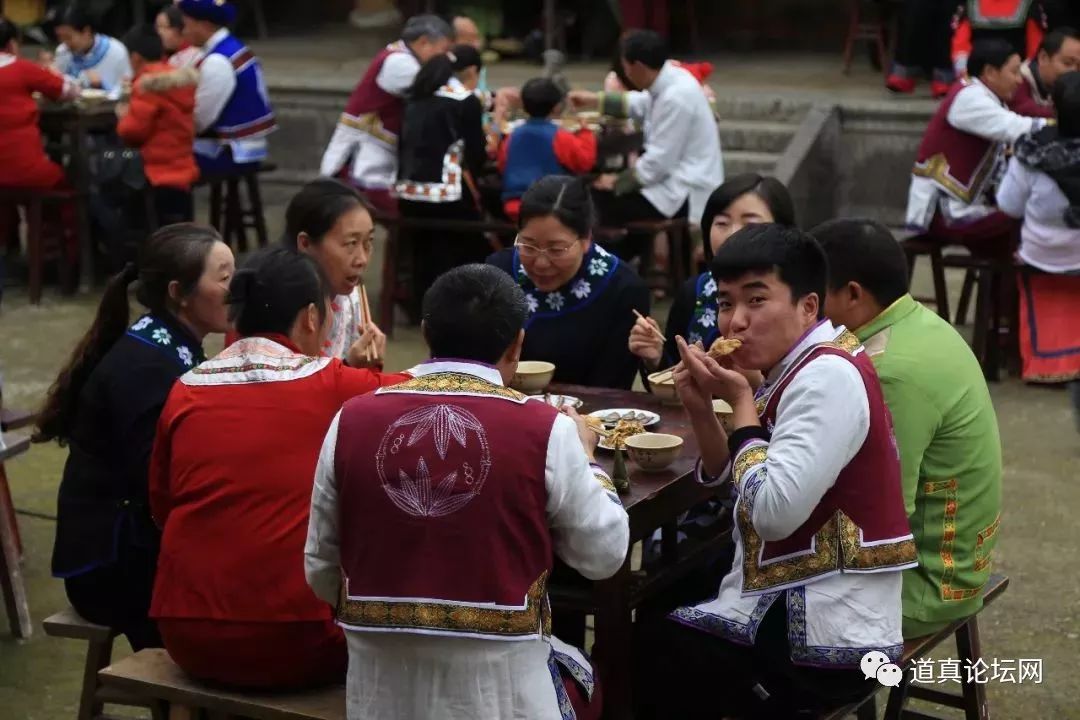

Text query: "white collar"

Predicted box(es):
[970, 77, 1006, 108]
[182, 336, 331, 386]
[0, 53, 14, 69]
[199, 27, 231, 56]
[763, 319, 845, 385]
[407, 359, 504, 386]
[648, 61, 678, 96]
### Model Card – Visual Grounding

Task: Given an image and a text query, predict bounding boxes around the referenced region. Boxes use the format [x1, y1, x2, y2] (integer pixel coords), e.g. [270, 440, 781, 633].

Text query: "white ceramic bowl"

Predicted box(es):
[623, 433, 684, 472]
[511, 361, 556, 393]
[713, 399, 733, 432]
[646, 370, 680, 405]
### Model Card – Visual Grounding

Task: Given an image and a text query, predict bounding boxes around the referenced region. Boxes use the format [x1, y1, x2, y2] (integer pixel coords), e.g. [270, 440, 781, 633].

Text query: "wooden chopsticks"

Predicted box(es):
[633, 309, 667, 342]
[359, 283, 376, 364]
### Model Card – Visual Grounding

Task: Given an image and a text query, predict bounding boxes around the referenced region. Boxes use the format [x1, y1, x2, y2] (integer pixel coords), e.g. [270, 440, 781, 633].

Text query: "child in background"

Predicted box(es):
[497, 78, 597, 221]
[116, 25, 199, 226]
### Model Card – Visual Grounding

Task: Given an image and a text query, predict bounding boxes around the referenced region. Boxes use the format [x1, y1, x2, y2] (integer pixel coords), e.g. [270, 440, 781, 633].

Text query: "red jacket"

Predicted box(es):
[0, 54, 69, 189]
[117, 62, 199, 190]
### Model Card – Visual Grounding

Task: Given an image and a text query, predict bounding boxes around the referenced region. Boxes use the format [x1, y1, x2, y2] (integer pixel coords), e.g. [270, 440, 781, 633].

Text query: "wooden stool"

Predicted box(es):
[0, 408, 35, 560]
[942, 253, 1020, 382]
[900, 234, 951, 320]
[99, 648, 344, 719]
[44, 608, 164, 720]
[826, 574, 1009, 720]
[203, 162, 276, 254]
[0, 187, 80, 304]
[598, 217, 691, 296]
[843, 0, 890, 76]
[0, 431, 32, 639]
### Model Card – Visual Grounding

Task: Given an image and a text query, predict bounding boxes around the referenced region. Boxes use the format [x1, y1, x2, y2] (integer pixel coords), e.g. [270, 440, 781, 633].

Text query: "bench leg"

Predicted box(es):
[929, 245, 950, 320]
[243, 174, 269, 248]
[956, 269, 976, 325]
[79, 636, 114, 720]
[0, 464, 21, 558]
[379, 223, 399, 338]
[208, 181, 224, 233]
[226, 179, 247, 254]
[856, 695, 877, 720]
[0, 483, 31, 639]
[956, 619, 990, 720]
[882, 667, 911, 720]
[26, 199, 44, 305]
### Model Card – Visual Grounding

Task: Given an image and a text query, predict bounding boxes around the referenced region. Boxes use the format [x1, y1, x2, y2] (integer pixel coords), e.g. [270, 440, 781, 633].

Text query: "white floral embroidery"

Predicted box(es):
[588, 257, 609, 277]
[131, 316, 153, 331]
[688, 332, 702, 345]
[151, 328, 172, 345]
[525, 294, 539, 314]
[699, 308, 717, 328]
[571, 279, 591, 299]
[176, 346, 194, 367]
[703, 277, 717, 296]
[546, 292, 566, 311]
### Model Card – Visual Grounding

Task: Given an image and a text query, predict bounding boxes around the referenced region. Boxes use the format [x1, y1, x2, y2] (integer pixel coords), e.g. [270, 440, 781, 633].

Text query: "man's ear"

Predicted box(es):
[503, 328, 525, 365]
[847, 280, 863, 303]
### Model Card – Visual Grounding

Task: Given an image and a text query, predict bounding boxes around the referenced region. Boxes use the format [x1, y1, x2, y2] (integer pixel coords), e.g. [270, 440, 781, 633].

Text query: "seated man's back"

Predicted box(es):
[816, 219, 1003, 638]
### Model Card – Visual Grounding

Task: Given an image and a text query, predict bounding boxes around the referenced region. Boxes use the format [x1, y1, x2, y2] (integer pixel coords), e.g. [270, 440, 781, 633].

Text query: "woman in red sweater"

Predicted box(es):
[149, 247, 410, 689]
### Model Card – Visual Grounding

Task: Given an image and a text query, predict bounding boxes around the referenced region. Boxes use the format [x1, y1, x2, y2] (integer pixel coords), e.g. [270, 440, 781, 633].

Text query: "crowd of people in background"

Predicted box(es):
[7, 0, 1080, 717]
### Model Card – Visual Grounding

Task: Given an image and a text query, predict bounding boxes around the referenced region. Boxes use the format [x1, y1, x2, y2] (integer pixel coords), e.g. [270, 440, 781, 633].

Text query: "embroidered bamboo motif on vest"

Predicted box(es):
[337, 571, 551, 638]
[377, 372, 528, 402]
[912, 151, 996, 204]
[739, 509, 917, 594]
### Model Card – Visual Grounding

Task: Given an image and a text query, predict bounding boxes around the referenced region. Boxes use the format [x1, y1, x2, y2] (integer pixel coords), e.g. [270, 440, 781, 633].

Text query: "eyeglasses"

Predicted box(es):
[514, 237, 577, 261]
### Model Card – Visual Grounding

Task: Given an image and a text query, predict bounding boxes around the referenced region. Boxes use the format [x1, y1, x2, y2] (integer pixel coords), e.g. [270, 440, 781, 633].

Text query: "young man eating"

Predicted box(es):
[636, 224, 917, 718]
[305, 264, 628, 720]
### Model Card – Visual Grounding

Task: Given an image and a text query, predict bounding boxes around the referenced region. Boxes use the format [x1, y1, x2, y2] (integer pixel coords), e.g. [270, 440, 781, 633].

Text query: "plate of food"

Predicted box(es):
[588, 408, 660, 429]
[596, 418, 648, 451]
[527, 393, 583, 410]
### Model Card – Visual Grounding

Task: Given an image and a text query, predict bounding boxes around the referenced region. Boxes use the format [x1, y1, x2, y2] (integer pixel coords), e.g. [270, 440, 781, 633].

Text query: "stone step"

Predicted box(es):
[724, 150, 782, 177]
[712, 94, 813, 123]
[718, 119, 798, 154]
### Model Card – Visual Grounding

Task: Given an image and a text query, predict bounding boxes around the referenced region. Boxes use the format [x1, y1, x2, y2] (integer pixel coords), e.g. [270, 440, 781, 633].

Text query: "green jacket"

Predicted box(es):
[856, 295, 1003, 637]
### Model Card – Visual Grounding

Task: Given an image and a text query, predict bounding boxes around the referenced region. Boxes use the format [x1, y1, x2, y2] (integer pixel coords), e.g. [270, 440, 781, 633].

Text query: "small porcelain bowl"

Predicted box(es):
[511, 361, 556, 393]
[623, 433, 684, 472]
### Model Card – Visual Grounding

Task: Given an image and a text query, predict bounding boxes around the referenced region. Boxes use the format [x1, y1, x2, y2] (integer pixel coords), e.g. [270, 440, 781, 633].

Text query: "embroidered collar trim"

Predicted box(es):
[407, 359, 504, 386]
[181, 336, 331, 386]
[513, 244, 619, 328]
[126, 313, 204, 370]
[686, 272, 719, 347]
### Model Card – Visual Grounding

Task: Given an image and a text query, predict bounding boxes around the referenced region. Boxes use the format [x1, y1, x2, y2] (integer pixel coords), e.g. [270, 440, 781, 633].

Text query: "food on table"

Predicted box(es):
[585, 416, 607, 434]
[606, 419, 646, 449]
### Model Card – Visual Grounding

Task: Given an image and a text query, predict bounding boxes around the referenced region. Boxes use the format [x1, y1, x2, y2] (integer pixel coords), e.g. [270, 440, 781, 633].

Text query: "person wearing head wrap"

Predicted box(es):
[318, 14, 453, 218]
[176, 0, 277, 174]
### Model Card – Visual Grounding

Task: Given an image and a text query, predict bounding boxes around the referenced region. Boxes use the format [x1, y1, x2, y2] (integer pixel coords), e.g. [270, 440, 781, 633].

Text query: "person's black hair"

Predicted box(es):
[1053, 70, 1080, 137]
[0, 16, 21, 47]
[521, 77, 564, 118]
[122, 24, 163, 62]
[709, 223, 827, 320]
[700, 174, 797, 261]
[421, 264, 527, 364]
[56, 3, 94, 31]
[228, 247, 332, 337]
[401, 14, 453, 43]
[450, 43, 482, 71]
[1040, 26, 1080, 57]
[968, 38, 1019, 78]
[621, 29, 668, 71]
[518, 175, 594, 237]
[283, 179, 370, 247]
[408, 53, 455, 99]
[160, 5, 184, 31]
[810, 218, 910, 308]
[35, 224, 221, 444]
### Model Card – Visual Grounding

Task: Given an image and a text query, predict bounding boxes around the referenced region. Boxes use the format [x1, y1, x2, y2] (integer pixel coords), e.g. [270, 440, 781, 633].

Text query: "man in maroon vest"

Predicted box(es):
[1010, 26, 1080, 118]
[907, 38, 1048, 256]
[305, 264, 628, 720]
[635, 225, 917, 719]
[319, 14, 452, 217]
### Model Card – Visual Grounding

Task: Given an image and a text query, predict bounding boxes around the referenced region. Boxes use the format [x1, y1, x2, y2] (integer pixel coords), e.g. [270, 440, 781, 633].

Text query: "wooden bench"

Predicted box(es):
[44, 608, 162, 720]
[826, 573, 1010, 720]
[201, 162, 277, 254]
[0, 430, 31, 638]
[0, 186, 82, 304]
[98, 648, 345, 720]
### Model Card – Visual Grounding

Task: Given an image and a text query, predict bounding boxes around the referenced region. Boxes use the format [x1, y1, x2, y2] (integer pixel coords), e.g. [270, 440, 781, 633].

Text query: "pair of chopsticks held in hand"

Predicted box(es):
[633, 309, 677, 383]
[358, 283, 380, 364]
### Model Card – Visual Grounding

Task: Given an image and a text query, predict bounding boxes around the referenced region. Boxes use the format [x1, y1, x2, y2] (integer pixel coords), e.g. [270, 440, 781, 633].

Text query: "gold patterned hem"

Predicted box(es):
[733, 445, 768, 488]
[378, 372, 528, 402]
[972, 513, 1001, 573]
[337, 572, 550, 638]
[740, 509, 917, 594]
[340, 112, 397, 146]
[912, 150, 994, 205]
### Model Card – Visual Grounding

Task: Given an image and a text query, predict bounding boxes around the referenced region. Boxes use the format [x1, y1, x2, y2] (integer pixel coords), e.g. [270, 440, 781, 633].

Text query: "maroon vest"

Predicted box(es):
[736, 335, 918, 595]
[913, 80, 998, 204]
[339, 42, 409, 143]
[333, 372, 557, 640]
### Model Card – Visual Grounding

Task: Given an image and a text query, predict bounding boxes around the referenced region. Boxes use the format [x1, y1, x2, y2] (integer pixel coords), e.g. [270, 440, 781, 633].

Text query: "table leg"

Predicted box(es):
[72, 122, 95, 292]
[592, 557, 634, 720]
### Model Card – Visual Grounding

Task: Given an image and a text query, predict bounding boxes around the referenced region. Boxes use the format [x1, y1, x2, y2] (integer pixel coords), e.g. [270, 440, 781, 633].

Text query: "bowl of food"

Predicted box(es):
[712, 399, 734, 432]
[646, 369, 680, 405]
[511, 361, 556, 393]
[624, 433, 684, 472]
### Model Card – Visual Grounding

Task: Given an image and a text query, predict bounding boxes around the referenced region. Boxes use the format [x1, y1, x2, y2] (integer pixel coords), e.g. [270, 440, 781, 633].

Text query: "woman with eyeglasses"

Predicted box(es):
[488, 175, 650, 390]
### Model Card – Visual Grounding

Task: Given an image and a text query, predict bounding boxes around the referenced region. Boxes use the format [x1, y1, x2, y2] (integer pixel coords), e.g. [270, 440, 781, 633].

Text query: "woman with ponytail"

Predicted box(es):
[39, 223, 233, 650]
[147, 247, 410, 689]
[487, 174, 650, 389]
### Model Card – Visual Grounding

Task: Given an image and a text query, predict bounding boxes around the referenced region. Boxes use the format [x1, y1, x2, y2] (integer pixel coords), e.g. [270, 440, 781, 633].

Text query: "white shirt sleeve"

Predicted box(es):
[634, 95, 693, 188]
[194, 53, 237, 133]
[624, 89, 651, 121]
[53, 44, 74, 77]
[995, 156, 1033, 219]
[947, 83, 1044, 144]
[376, 52, 420, 96]
[545, 414, 630, 580]
[739, 355, 871, 542]
[305, 411, 344, 607]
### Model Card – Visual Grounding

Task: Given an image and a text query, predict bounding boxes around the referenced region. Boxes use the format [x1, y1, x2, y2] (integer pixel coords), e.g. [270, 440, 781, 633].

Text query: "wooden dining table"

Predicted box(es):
[38, 99, 120, 292]
[544, 383, 732, 720]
